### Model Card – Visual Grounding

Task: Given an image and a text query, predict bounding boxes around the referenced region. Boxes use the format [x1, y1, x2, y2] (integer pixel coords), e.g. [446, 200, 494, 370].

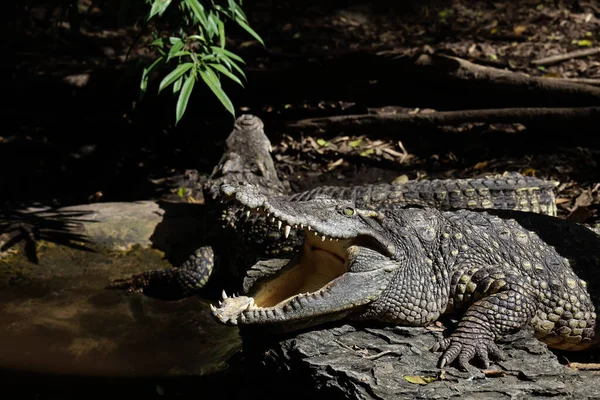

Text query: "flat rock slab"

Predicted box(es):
[239, 324, 600, 399]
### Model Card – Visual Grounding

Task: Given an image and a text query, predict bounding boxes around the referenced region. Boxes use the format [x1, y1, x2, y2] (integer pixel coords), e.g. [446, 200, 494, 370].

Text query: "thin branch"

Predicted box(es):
[531, 47, 600, 66]
[287, 106, 600, 133]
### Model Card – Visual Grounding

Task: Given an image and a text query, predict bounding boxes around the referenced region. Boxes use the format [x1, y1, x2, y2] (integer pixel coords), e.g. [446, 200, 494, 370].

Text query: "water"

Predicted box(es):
[0, 242, 241, 380]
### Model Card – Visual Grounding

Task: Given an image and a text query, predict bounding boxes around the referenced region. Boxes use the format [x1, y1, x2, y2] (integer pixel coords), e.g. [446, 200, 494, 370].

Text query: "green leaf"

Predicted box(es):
[360, 148, 374, 157]
[210, 46, 246, 64]
[173, 75, 183, 94]
[235, 18, 264, 46]
[206, 11, 219, 39]
[228, 0, 249, 22]
[208, 63, 244, 87]
[158, 62, 194, 93]
[169, 51, 192, 58]
[199, 67, 235, 116]
[185, 0, 208, 26]
[225, 58, 246, 80]
[167, 39, 185, 61]
[403, 375, 438, 385]
[176, 74, 196, 124]
[149, 0, 172, 20]
[577, 39, 593, 47]
[349, 138, 362, 148]
[150, 38, 164, 48]
[218, 18, 226, 48]
[177, 187, 187, 198]
[317, 139, 329, 147]
[140, 56, 164, 93]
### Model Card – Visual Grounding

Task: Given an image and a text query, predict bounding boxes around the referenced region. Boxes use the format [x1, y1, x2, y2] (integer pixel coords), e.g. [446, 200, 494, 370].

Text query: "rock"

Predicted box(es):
[237, 323, 600, 399]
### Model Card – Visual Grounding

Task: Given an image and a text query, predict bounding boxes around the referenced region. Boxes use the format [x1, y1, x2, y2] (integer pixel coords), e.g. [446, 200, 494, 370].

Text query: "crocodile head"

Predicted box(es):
[211, 184, 404, 330]
[207, 115, 286, 200]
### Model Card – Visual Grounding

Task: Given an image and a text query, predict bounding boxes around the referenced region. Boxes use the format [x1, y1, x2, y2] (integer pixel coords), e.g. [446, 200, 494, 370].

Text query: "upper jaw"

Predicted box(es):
[219, 183, 393, 253]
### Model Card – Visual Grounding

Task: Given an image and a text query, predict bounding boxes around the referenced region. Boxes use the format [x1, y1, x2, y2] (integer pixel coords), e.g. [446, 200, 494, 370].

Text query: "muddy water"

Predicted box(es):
[0, 243, 241, 378]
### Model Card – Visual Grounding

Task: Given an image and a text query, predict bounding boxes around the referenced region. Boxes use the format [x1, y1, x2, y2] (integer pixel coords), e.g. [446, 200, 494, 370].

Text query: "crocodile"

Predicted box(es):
[211, 184, 599, 369]
[109, 115, 559, 300]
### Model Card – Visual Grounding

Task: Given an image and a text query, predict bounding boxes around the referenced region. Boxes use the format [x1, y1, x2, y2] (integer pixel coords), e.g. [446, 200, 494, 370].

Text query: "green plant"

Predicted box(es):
[140, 0, 263, 124]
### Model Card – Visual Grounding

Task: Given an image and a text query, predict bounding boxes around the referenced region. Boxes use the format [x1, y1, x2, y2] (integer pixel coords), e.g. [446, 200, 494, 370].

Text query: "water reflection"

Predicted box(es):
[0, 247, 241, 378]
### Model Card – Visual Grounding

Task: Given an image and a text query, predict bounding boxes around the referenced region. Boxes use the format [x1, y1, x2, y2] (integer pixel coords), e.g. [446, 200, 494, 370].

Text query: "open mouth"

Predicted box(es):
[250, 229, 352, 308]
[211, 194, 394, 326]
[211, 206, 361, 324]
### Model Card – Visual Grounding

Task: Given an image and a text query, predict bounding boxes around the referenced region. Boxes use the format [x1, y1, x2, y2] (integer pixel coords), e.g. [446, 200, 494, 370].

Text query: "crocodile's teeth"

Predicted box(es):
[222, 290, 228, 300]
[307, 226, 311, 231]
[313, 231, 318, 236]
[321, 235, 326, 241]
[277, 220, 282, 230]
[300, 224, 304, 229]
[245, 210, 251, 218]
[210, 304, 217, 312]
[329, 237, 333, 241]
[270, 217, 275, 223]
[218, 300, 222, 306]
[284, 225, 291, 238]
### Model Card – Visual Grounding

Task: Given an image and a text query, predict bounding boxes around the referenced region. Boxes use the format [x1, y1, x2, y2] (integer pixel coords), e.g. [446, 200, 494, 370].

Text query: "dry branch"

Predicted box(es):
[287, 106, 600, 133]
[551, 77, 600, 87]
[531, 47, 600, 66]
[409, 53, 600, 101]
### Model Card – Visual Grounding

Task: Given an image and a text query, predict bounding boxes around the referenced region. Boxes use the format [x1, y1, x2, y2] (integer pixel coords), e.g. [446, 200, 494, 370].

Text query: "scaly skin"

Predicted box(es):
[109, 117, 559, 300]
[212, 184, 599, 369]
[290, 172, 558, 216]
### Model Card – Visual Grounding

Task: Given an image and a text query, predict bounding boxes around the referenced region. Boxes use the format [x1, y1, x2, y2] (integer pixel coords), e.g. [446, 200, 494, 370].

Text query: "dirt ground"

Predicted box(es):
[8, 0, 600, 227]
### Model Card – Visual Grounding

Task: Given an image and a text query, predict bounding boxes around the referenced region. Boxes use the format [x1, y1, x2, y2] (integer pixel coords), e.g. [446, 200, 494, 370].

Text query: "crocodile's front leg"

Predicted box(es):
[108, 246, 215, 299]
[433, 267, 538, 369]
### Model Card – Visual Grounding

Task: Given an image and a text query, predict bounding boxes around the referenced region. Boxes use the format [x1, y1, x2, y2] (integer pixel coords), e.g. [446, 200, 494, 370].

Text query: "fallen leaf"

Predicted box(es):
[513, 25, 527, 36]
[575, 39, 593, 47]
[360, 148, 374, 157]
[317, 139, 329, 147]
[349, 138, 363, 148]
[482, 369, 506, 377]
[522, 168, 536, 176]
[392, 175, 409, 184]
[403, 375, 438, 385]
[575, 190, 593, 208]
[474, 161, 488, 170]
[381, 147, 404, 157]
[327, 158, 344, 171]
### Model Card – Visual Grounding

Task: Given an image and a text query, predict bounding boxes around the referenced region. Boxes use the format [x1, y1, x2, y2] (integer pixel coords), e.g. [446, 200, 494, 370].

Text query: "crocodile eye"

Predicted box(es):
[343, 207, 355, 216]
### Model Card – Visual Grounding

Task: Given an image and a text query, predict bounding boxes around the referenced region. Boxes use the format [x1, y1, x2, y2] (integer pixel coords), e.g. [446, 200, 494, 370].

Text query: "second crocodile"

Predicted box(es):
[110, 115, 559, 300]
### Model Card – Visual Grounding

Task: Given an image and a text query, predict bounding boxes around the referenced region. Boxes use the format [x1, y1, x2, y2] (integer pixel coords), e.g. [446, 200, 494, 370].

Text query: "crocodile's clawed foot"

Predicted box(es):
[107, 276, 147, 293]
[432, 335, 506, 370]
[210, 290, 255, 326]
